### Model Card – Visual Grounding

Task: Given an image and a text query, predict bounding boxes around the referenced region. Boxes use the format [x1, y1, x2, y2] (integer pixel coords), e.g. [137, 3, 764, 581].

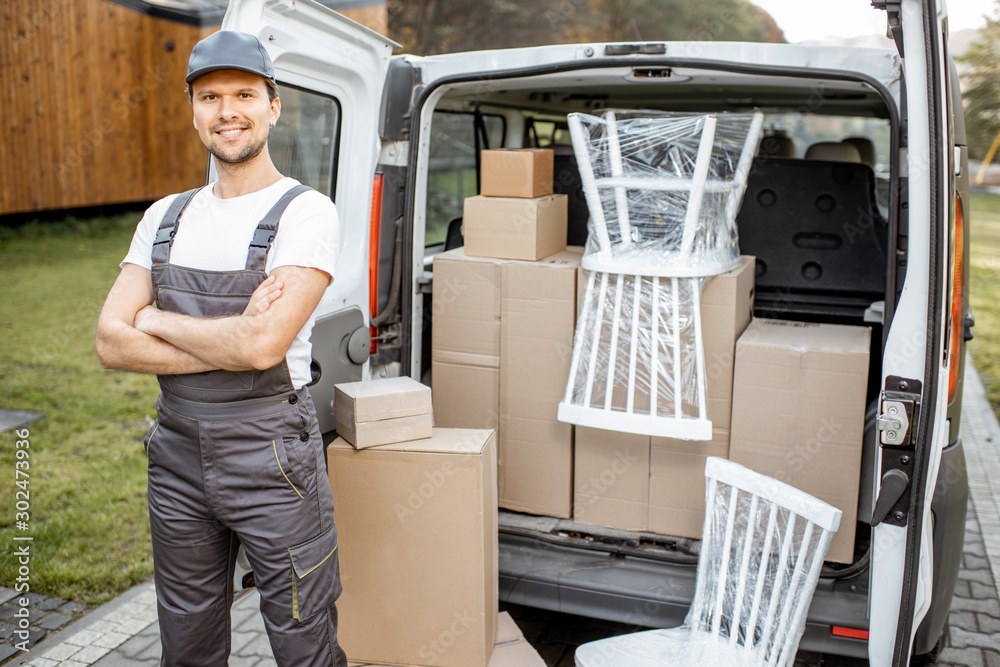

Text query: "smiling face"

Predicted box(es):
[190, 69, 280, 166]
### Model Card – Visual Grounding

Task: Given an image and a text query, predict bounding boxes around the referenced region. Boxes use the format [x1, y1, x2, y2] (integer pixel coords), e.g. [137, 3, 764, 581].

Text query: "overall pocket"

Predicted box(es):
[288, 525, 341, 621]
[271, 437, 308, 500]
[142, 421, 159, 458]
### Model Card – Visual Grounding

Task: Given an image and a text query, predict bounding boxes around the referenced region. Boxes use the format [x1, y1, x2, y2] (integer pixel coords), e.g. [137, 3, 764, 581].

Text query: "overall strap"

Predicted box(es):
[245, 184, 314, 271]
[151, 187, 203, 265]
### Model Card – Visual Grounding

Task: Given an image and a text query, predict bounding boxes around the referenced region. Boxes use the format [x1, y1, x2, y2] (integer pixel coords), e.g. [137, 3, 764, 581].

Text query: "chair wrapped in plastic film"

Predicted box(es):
[575, 457, 842, 667]
[558, 109, 764, 439]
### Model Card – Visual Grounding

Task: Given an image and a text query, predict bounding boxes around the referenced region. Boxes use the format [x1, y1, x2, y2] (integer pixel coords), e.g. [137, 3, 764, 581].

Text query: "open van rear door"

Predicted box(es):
[869, 0, 955, 664]
[222, 0, 398, 430]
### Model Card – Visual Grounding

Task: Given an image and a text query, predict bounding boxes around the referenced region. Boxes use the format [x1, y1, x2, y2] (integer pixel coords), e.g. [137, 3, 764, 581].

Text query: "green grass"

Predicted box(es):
[0, 213, 159, 604]
[969, 192, 1000, 418]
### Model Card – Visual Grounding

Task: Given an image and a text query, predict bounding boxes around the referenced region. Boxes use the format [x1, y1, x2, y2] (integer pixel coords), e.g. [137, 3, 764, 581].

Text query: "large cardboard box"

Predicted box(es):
[463, 194, 568, 261]
[647, 428, 730, 538]
[432, 251, 504, 435]
[432, 248, 582, 518]
[328, 429, 498, 667]
[573, 426, 650, 532]
[729, 319, 871, 564]
[347, 612, 545, 667]
[700, 255, 755, 430]
[481, 148, 554, 198]
[499, 251, 581, 517]
[335, 377, 433, 448]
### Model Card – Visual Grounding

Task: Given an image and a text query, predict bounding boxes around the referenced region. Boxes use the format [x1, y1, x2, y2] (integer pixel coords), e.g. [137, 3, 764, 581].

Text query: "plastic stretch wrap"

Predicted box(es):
[558, 272, 712, 440]
[575, 458, 842, 667]
[568, 110, 764, 278]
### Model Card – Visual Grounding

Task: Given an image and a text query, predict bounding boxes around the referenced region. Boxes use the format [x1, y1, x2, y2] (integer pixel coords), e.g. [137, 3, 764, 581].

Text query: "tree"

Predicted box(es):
[386, 0, 784, 56]
[959, 1, 1000, 161]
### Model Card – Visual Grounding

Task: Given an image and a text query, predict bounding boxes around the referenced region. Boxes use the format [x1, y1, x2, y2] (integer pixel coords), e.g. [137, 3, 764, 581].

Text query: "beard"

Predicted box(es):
[207, 123, 269, 165]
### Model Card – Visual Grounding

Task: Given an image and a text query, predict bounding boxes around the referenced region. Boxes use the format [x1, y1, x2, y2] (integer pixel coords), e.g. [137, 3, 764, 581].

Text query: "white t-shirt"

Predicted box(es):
[122, 177, 340, 389]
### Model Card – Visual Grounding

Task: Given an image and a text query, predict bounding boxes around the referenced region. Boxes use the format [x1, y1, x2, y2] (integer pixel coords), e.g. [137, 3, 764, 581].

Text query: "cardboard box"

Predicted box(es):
[481, 148, 554, 198]
[463, 194, 568, 261]
[499, 251, 581, 517]
[574, 426, 650, 532]
[729, 319, 871, 564]
[699, 255, 755, 430]
[432, 250, 504, 436]
[647, 428, 730, 538]
[335, 377, 433, 448]
[347, 612, 545, 667]
[432, 248, 582, 518]
[328, 429, 498, 667]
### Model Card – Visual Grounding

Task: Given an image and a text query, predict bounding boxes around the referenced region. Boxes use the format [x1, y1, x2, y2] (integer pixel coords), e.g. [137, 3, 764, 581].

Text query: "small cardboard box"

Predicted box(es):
[574, 426, 650, 532]
[463, 194, 568, 261]
[335, 377, 433, 448]
[647, 428, 730, 538]
[347, 612, 545, 667]
[729, 319, 871, 564]
[481, 148, 554, 198]
[329, 428, 498, 667]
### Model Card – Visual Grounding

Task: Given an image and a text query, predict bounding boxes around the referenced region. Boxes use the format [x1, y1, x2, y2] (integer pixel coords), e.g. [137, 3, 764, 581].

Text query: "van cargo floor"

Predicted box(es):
[498, 509, 700, 561]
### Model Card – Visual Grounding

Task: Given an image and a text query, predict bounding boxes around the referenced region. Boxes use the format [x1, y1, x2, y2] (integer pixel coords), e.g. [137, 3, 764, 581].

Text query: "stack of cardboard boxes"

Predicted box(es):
[328, 376, 545, 666]
[433, 149, 579, 518]
[435, 149, 873, 564]
[326, 151, 876, 665]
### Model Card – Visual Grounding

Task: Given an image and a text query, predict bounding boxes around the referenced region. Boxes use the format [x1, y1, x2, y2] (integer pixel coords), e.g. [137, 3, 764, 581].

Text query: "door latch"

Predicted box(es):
[877, 401, 910, 445]
[870, 375, 921, 527]
[876, 376, 920, 446]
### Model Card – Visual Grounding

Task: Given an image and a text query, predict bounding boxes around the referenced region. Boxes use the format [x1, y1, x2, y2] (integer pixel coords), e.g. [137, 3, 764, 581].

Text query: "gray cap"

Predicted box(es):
[186, 31, 274, 85]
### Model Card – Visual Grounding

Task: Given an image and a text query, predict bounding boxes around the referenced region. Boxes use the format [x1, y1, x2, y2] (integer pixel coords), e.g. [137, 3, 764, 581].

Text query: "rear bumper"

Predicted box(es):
[498, 532, 870, 659]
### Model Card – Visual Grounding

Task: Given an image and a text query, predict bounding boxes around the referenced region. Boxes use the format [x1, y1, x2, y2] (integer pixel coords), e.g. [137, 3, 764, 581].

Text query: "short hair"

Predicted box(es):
[186, 77, 279, 103]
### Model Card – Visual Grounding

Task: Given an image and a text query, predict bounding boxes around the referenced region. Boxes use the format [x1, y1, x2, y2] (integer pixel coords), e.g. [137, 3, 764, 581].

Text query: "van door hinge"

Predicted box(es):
[871, 0, 904, 57]
[870, 375, 921, 527]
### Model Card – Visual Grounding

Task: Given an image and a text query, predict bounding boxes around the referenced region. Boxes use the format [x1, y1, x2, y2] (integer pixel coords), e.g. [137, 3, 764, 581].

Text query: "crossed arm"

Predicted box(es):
[95, 263, 330, 375]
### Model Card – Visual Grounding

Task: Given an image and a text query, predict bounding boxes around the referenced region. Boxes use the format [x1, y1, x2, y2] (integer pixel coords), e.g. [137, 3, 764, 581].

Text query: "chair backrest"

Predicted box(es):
[567, 110, 763, 277]
[688, 457, 842, 667]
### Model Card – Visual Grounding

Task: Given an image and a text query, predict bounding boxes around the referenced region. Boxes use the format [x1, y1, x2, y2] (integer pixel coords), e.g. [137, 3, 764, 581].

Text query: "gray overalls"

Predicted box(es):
[143, 185, 347, 667]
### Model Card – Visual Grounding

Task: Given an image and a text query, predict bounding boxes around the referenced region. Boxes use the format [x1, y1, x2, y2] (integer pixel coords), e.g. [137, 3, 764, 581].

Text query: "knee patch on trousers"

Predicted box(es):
[288, 525, 341, 621]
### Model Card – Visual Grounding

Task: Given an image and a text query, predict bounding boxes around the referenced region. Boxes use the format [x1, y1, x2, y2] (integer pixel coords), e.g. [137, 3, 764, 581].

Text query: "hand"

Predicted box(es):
[244, 276, 284, 316]
[133, 305, 160, 334]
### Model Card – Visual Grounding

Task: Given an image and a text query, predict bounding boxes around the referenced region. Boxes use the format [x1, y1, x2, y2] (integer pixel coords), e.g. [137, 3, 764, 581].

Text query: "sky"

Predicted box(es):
[750, 0, 996, 43]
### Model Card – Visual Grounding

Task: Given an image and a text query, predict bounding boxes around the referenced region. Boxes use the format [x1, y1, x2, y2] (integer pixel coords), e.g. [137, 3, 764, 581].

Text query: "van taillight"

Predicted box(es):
[831, 626, 869, 640]
[947, 192, 965, 403]
[369, 173, 385, 356]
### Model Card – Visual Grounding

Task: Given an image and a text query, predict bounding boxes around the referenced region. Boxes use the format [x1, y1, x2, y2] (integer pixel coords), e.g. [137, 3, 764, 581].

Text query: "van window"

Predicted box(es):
[269, 83, 341, 199]
[426, 110, 505, 246]
[525, 118, 573, 147]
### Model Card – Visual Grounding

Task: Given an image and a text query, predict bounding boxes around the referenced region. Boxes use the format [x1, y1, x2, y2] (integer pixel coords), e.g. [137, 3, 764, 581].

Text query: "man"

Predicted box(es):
[96, 30, 347, 667]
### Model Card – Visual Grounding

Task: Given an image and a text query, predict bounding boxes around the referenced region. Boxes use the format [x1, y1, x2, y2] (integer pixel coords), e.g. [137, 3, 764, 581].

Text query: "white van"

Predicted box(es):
[226, 0, 972, 663]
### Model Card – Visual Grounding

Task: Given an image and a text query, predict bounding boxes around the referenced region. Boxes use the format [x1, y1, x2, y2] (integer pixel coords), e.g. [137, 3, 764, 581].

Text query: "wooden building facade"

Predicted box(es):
[1, 0, 387, 216]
